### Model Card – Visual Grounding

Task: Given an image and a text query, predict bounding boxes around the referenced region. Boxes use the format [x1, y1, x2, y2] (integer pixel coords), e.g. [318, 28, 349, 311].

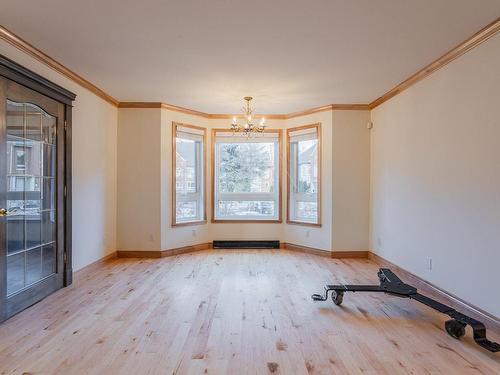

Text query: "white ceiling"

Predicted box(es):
[1, 0, 499, 113]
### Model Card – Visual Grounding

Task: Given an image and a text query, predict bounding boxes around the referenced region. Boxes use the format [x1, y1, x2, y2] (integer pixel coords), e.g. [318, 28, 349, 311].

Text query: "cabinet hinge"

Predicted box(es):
[63, 252, 67, 263]
[64, 120, 67, 131]
[64, 185, 67, 197]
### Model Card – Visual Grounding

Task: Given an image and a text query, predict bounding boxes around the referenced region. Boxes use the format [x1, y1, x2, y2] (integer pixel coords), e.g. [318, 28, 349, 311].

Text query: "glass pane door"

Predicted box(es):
[6, 100, 57, 296]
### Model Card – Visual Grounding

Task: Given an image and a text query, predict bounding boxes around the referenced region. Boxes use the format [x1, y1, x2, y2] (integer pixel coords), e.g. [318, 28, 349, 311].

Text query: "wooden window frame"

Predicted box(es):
[172, 122, 207, 227]
[286, 123, 322, 227]
[211, 128, 283, 223]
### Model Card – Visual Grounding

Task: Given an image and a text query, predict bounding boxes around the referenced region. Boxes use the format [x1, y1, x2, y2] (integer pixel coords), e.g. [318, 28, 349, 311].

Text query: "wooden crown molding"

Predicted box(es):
[0, 25, 119, 107]
[4, 17, 499, 115]
[369, 17, 500, 109]
[118, 102, 370, 119]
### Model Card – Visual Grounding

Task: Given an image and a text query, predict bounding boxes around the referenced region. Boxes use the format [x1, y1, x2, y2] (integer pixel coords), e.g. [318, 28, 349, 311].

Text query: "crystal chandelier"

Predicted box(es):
[231, 96, 266, 135]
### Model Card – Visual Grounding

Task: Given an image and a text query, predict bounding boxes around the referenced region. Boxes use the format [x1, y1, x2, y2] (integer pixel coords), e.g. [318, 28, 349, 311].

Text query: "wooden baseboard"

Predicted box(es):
[117, 243, 213, 259]
[282, 243, 332, 257]
[74, 251, 117, 278]
[282, 243, 369, 259]
[161, 242, 212, 257]
[368, 252, 500, 335]
[331, 250, 369, 259]
[116, 250, 162, 258]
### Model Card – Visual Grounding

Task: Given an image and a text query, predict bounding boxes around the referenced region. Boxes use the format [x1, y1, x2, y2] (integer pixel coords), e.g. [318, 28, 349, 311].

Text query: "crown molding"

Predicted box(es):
[0, 25, 119, 107]
[369, 17, 500, 109]
[3, 17, 499, 116]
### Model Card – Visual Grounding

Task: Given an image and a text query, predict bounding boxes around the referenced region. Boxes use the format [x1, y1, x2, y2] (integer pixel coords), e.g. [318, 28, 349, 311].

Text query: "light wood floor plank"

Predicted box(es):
[0, 250, 499, 374]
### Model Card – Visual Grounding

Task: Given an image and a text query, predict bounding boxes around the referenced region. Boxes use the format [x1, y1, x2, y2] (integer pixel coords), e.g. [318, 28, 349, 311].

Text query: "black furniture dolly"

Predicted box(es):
[312, 268, 499, 352]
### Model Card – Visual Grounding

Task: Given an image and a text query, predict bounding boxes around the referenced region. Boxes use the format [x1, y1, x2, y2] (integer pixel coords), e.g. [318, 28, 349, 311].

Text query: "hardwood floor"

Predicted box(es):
[0, 250, 499, 374]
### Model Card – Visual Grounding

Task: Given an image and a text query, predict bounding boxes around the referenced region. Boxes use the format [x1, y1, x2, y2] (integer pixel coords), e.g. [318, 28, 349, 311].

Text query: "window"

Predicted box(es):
[15, 147, 25, 171]
[287, 124, 320, 225]
[172, 123, 206, 225]
[212, 129, 282, 222]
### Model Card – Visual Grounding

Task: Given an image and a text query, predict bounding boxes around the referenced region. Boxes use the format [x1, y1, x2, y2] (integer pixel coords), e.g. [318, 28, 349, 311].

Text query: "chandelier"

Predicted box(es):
[231, 96, 266, 135]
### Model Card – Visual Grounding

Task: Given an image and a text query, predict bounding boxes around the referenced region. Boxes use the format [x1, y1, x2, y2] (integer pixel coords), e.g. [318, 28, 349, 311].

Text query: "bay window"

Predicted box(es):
[212, 129, 282, 222]
[287, 124, 321, 225]
[172, 123, 206, 225]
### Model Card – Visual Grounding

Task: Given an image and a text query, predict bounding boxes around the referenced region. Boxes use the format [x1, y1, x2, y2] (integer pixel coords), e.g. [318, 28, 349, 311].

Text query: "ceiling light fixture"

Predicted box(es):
[231, 96, 266, 135]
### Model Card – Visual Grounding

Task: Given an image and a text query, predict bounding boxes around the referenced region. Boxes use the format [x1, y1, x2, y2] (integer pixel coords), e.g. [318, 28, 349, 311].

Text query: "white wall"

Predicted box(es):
[331, 111, 371, 251]
[370, 33, 500, 317]
[0, 40, 118, 271]
[117, 108, 161, 251]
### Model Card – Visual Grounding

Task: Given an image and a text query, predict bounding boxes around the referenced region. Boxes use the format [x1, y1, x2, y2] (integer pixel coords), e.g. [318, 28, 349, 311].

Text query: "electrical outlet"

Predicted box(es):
[148, 234, 154, 242]
[426, 257, 433, 271]
[192, 229, 197, 237]
[377, 236, 382, 248]
[305, 230, 310, 238]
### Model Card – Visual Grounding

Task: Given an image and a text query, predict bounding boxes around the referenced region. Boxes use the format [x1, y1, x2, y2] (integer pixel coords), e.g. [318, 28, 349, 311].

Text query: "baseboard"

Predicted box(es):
[117, 243, 213, 259]
[74, 251, 118, 277]
[116, 242, 370, 260]
[283, 243, 332, 257]
[331, 250, 369, 259]
[282, 243, 369, 259]
[368, 251, 500, 335]
[161, 242, 212, 256]
[116, 250, 162, 258]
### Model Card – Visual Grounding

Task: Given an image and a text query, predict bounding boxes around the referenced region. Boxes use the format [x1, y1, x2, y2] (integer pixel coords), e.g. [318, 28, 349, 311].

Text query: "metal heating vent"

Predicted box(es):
[212, 240, 280, 249]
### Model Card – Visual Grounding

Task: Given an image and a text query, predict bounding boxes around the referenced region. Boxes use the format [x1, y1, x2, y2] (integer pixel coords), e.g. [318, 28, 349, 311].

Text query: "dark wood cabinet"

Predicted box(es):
[0, 54, 75, 322]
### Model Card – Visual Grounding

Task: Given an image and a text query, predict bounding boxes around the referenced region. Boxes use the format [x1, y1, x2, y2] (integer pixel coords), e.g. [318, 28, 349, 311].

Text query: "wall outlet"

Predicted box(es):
[192, 229, 197, 237]
[377, 236, 382, 248]
[305, 230, 310, 238]
[148, 234, 154, 242]
[426, 257, 433, 271]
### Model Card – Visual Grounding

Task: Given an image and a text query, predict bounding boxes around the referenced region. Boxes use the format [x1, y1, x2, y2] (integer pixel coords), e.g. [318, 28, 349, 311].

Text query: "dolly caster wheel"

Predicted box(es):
[332, 290, 344, 305]
[445, 319, 466, 339]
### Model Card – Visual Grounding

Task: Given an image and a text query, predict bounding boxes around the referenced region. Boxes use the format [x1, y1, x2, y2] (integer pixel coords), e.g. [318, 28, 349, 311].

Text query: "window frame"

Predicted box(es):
[286, 123, 321, 227]
[211, 128, 283, 223]
[172, 122, 207, 227]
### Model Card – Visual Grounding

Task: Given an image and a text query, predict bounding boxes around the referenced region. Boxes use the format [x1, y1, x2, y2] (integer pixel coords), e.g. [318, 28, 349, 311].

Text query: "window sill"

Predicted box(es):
[286, 220, 321, 227]
[211, 219, 283, 224]
[171, 220, 207, 227]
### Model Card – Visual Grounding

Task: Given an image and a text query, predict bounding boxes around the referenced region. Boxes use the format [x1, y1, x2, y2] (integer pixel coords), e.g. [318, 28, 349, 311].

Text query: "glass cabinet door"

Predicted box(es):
[6, 100, 57, 295]
[1, 75, 68, 322]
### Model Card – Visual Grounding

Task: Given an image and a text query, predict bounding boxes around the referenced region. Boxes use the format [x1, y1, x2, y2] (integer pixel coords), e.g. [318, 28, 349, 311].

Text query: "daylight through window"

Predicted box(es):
[288, 124, 320, 225]
[213, 130, 281, 221]
[173, 123, 205, 225]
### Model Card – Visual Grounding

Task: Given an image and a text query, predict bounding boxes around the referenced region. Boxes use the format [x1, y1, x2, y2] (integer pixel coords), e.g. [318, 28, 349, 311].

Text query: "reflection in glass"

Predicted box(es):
[26, 247, 42, 285]
[42, 211, 56, 244]
[25, 103, 42, 141]
[42, 113, 56, 144]
[5, 99, 58, 294]
[7, 253, 25, 295]
[42, 244, 56, 278]
[42, 144, 55, 177]
[42, 178, 55, 210]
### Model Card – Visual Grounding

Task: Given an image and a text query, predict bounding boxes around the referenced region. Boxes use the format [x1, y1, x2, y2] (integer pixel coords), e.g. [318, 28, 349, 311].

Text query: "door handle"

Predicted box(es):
[0, 208, 7, 217]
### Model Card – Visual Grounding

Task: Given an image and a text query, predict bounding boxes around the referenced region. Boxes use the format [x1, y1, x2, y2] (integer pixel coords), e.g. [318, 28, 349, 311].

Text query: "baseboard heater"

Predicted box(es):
[212, 240, 280, 249]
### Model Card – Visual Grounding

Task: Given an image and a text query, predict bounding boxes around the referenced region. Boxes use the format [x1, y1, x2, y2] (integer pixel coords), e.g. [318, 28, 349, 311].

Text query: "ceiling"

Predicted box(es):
[1, 0, 499, 113]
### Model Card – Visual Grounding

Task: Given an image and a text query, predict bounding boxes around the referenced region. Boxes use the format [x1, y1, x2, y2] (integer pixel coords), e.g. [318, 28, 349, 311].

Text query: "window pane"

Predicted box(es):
[295, 201, 318, 220]
[289, 130, 319, 223]
[174, 129, 204, 224]
[176, 138, 198, 194]
[176, 201, 198, 221]
[295, 139, 318, 193]
[218, 142, 275, 193]
[218, 201, 275, 218]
